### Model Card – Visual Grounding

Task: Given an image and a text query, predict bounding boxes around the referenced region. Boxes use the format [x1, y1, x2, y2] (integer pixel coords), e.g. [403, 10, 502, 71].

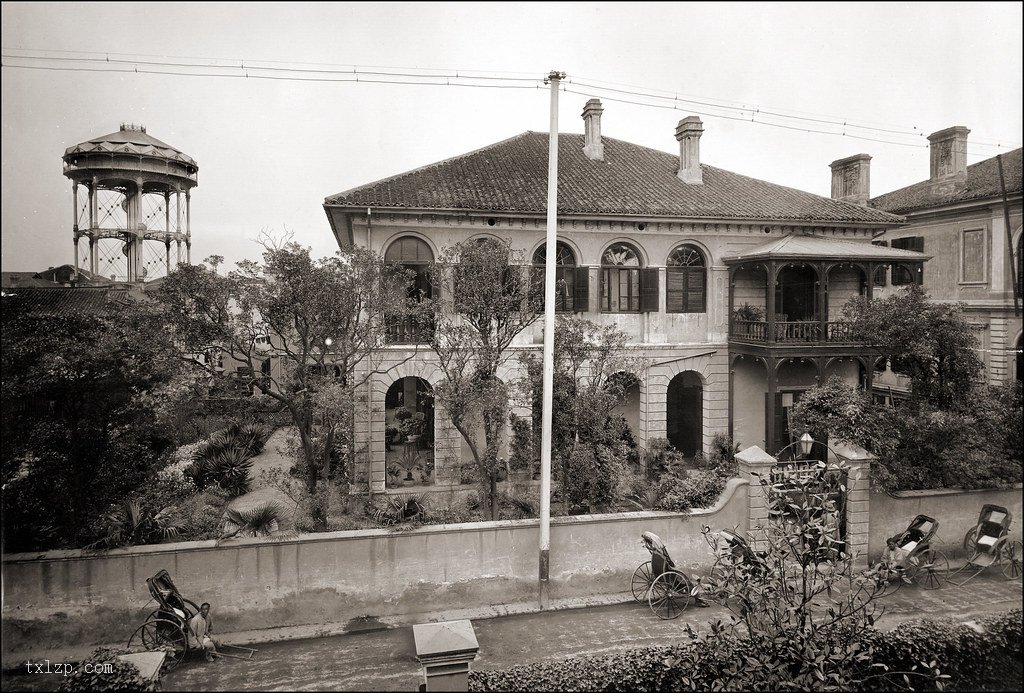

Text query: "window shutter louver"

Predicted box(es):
[687, 269, 706, 312]
[573, 268, 590, 312]
[639, 268, 660, 312]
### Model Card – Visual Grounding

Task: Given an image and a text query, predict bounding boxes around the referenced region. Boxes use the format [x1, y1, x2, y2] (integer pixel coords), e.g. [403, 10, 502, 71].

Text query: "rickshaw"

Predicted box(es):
[631, 531, 698, 619]
[126, 570, 255, 670]
[948, 505, 1022, 585]
[866, 515, 947, 596]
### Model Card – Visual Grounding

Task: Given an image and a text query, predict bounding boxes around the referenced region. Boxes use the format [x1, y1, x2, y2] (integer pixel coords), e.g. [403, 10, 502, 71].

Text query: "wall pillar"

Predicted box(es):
[734, 445, 777, 548]
[830, 440, 874, 566]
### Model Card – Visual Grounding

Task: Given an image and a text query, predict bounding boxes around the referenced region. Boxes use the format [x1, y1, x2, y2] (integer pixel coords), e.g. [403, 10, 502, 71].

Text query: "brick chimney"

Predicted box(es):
[927, 126, 970, 181]
[582, 99, 604, 161]
[829, 153, 871, 205]
[675, 116, 703, 184]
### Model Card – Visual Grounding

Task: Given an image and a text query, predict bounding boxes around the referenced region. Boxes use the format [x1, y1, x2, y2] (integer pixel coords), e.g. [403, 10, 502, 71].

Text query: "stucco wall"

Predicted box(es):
[867, 484, 1024, 560]
[1, 480, 747, 663]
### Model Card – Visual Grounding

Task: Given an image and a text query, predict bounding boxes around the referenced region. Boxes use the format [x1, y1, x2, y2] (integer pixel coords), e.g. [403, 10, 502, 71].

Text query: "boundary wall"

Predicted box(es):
[1, 480, 747, 665]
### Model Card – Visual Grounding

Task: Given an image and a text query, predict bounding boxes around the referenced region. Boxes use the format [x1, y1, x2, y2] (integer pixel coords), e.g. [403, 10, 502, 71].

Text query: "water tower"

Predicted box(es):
[63, 123, 198, 282]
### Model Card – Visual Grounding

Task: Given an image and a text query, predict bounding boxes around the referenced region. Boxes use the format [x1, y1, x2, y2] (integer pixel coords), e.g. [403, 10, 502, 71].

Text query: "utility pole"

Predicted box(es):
[539, 69, 564, 610]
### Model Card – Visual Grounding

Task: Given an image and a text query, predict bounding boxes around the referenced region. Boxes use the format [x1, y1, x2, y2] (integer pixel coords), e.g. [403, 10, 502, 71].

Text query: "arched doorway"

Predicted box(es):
[667, 371, 702, 457]
[384, 377, 435, 487]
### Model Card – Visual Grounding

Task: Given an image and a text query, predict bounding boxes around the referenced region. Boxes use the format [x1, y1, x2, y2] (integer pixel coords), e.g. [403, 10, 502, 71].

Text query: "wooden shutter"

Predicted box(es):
[686, 269, 706, 312]
[666, 268, 684, 313]
[573, 267, 590, 313]
[912, 237, 925, 284]
[639, 268, 660, 313]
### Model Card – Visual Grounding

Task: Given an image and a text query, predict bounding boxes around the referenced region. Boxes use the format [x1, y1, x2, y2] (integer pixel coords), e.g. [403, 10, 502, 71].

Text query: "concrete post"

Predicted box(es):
[734, 445, 778, 548]
[413, 620, 479, 692]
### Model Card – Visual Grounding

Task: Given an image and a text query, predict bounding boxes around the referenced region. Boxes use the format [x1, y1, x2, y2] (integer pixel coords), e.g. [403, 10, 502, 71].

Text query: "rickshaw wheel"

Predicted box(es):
[963, 528, 980, 557]
[127, 618, 187, 671]
[631, 562, 654, 602]
[907, 549, 948, 590]
[1000, 540, 1023, 580]
[648, 571, 692, 620]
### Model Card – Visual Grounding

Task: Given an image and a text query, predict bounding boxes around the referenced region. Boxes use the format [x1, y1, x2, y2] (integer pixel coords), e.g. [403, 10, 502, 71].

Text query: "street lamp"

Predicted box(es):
[799, 432, 815, 457]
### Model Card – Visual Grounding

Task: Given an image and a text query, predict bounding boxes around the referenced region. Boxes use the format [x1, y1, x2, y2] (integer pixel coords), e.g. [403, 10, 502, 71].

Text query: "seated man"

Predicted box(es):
[188, 603, 220, 662]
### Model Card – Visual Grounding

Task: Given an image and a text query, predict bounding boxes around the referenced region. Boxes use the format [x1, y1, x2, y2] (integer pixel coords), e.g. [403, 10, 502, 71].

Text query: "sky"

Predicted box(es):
[2, 1, 1022, 277]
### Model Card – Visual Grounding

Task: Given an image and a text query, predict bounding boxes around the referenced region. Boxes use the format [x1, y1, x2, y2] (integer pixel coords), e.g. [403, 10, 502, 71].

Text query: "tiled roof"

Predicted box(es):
[0, 287, 131, 317]
[326, 132, 902, 225]
[722, 233, 931, 263]
[871, 148, 1022, 214]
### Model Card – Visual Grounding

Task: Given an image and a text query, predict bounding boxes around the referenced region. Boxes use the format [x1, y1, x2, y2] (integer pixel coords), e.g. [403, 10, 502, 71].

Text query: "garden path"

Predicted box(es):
[224, 426, 298, 531]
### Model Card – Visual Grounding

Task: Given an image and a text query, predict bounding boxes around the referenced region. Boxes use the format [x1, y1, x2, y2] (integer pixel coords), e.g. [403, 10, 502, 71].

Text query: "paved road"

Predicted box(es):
[5, 570, 1020, 692]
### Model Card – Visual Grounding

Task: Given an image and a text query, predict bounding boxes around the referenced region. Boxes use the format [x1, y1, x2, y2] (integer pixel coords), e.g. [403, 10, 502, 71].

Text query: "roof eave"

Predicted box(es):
[321, 202, 904, 228]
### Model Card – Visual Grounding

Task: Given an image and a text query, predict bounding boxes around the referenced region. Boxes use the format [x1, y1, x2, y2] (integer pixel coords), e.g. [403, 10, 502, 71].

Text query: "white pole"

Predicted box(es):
[539, 70, 564, 609]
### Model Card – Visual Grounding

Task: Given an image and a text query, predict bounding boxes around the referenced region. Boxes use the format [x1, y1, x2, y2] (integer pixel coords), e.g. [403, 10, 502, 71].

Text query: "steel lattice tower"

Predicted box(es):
[63, 123, 198, 283]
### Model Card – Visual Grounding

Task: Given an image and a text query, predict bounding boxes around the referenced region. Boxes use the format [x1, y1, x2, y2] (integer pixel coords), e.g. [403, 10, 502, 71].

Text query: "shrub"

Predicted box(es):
[175, 486, 229, 541]
[655, 470, 725, 512]
[57, 648, 155, 692]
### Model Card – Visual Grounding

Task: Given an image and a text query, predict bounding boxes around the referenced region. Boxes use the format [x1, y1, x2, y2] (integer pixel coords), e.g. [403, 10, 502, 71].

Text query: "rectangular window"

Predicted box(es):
[602, 267, 640, 312]
[666, 267, 706, 312]
[531, 266, 577, 312]
[961, 228, 986, 283]
[871, 240, 888, 286]
[891, 237, 924, 285]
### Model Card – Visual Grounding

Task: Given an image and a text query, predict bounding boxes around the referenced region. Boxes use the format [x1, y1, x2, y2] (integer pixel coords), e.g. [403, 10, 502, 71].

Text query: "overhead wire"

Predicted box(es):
[3, 49, 1020, 153]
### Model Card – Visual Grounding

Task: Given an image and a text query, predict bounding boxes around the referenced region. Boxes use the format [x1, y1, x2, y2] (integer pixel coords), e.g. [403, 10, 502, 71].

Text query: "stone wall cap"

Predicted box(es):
[735, 445, 777, 465]
[413, 619, 479, 658]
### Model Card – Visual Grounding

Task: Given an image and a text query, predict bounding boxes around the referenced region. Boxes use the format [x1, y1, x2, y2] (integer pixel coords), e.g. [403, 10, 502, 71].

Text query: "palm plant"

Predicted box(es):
[86, 500, 181, 550]
[220, 501, 291, 540]
[209, 448, 254, 497]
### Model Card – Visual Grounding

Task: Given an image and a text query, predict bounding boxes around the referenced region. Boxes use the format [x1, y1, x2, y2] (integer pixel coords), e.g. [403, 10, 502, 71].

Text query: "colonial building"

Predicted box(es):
[869, 130, 1022, 383]
[323, 100, 924, 491]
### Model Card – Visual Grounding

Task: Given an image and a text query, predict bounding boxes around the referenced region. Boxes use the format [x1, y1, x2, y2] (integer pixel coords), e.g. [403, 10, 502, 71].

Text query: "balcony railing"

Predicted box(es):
[731, 319, 857, 344]
[385, 314, 435, 345]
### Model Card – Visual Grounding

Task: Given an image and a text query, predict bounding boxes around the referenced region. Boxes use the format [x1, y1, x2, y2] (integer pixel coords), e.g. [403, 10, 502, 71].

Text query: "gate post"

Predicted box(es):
[830, 441, 874, 567]
[734, 445, 778, 548]
[413, 619, 480, 692]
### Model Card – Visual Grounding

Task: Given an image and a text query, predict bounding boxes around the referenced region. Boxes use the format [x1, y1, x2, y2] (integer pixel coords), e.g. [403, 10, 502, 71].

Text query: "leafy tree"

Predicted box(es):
[521, 316, 645, 513]
[841, 284, 983, 408]
[679, 462, 946, 691]
[430, 238, 540, 519]
[792, 379, 1022, 492]
[1, 293, 196, 551]
[155, 237, 422, 496]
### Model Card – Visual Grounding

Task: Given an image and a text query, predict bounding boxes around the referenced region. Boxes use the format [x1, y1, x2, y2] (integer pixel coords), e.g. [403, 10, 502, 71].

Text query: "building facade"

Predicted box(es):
[324, 101, 921, 491]
[869, 130, 1023, 384]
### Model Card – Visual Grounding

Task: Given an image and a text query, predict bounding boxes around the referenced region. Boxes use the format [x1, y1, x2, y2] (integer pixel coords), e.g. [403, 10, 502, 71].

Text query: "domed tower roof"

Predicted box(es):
[62, 123, 198, 191]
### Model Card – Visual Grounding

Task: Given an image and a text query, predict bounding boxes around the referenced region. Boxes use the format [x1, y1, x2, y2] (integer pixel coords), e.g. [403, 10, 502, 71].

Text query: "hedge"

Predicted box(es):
[469, 609, 1023, 692]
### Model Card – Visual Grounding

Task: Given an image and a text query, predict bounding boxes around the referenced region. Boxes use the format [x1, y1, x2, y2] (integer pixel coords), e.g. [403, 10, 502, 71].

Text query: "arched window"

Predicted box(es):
[532, 242, 581, 312]
[384, 236, 433, 300]
[384, 236, 434, 344]
[602, 242, 657, 313]
[666, 244, 706, 313]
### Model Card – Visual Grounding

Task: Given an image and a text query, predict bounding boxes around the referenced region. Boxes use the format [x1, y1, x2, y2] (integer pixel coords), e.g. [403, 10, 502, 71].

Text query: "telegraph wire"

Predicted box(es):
[3, 49, 1020, 153]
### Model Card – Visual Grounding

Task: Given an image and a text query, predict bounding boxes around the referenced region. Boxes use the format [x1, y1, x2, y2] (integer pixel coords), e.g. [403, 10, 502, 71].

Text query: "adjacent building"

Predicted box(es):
[323, 100, 925, 491]
[869, 130, 1022, 384]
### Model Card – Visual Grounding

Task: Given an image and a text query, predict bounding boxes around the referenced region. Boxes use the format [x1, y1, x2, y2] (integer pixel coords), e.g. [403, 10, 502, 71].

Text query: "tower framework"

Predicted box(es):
[63, 123, 198, 282]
